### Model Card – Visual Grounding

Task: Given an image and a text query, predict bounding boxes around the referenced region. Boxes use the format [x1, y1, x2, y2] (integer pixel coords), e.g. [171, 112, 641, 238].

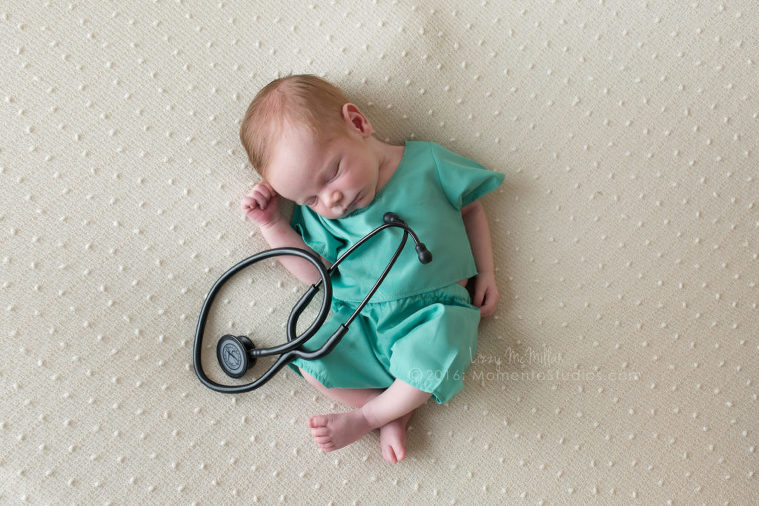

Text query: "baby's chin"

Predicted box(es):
[321, 207, 361, 220]
[317, 209, 352, 220]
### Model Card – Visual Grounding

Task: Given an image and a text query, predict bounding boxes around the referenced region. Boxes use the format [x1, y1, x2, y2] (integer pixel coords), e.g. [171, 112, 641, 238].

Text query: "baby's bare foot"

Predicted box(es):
[379, 412, 413, 463]
[308, 410, 373, 453]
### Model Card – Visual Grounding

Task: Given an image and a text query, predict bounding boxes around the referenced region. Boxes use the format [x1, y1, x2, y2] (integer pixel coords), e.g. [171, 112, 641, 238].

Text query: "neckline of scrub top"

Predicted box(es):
[346, 140, 410, 218]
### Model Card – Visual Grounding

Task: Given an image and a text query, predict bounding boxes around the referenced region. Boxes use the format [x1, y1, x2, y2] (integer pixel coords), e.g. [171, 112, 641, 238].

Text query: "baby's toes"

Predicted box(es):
[390, 443, 406, 462]
[308, 415, 329, 429]
[319, 442, 336, 452]
[381, 445, 397, 464]
[310, 426, 329, 438]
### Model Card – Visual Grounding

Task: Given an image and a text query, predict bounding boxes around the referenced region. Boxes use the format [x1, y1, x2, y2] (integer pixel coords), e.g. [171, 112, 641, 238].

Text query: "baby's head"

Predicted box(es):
[240, 74, 386, 219]
[240, 74, 351, 179]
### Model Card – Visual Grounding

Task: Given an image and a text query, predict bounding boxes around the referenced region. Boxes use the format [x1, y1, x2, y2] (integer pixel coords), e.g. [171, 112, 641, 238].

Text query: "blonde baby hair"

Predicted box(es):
[240, 74, 350, 177]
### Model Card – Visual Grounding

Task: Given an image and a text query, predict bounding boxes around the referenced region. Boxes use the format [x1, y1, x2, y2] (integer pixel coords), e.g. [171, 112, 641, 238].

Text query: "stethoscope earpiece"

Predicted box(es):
[384, 212, 432, 263]
[216, 334, 256, 378]
[383, 212, 402, 225]
[416, 244, 432, 264]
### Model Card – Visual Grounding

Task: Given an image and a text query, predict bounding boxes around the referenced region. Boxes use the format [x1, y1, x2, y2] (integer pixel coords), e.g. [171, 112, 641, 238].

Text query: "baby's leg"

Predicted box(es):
[308, 379, 430, 458]
[300, 369, 416, 462]
[300, 368, 382, 408]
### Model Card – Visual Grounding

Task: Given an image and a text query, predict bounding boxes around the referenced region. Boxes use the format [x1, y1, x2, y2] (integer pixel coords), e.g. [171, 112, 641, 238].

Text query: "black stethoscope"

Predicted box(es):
[193, 212, 432, 394]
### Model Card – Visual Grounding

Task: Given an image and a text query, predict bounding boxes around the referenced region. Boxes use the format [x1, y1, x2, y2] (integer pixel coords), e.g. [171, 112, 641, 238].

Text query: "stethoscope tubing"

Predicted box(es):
[193, 247, 332, 394]
[193, 216, 422, 394]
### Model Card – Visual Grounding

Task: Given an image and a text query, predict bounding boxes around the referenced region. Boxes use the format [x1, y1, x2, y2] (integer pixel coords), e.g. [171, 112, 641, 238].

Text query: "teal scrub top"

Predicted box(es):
[291, 141, 504, 304]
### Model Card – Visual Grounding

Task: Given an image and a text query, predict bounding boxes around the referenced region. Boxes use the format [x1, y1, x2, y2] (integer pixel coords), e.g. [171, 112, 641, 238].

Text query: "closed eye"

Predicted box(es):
[329, 163, 341, 181]
[304, 162, 340, 208]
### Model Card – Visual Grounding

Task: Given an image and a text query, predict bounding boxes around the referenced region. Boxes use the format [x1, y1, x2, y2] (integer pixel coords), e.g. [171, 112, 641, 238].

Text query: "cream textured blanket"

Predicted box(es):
[1, 1, 757, 503]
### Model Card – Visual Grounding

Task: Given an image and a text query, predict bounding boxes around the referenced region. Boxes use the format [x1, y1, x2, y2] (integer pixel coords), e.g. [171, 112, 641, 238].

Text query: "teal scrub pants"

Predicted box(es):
[289, 283, 481, 404]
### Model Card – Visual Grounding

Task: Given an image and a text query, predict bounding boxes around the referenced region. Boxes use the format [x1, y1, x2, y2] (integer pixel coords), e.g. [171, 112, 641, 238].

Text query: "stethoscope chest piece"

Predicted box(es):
[216, 334, 256, 378]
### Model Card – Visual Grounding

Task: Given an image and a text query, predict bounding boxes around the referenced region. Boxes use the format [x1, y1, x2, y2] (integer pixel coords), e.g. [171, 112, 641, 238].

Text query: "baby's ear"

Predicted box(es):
[341, 103, 372, 137]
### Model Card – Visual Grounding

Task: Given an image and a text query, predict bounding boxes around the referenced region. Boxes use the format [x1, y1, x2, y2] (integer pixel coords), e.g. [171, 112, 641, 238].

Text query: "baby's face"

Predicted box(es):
[267, 122, 380, 219]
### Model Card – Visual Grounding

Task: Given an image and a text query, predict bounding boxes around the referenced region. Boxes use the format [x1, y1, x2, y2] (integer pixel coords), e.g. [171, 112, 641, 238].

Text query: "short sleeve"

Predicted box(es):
[291, 205, 344, 263]
[431, 143, 505, 210]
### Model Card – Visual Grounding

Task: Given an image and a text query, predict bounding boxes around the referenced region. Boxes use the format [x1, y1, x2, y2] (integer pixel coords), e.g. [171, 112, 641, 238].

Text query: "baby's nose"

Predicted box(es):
[326, 190, 343, 207]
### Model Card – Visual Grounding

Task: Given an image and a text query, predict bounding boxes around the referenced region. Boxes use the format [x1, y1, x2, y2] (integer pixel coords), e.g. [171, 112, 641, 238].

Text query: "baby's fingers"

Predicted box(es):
[471, 282, 494, 317]
[256, 182, 275, 200]
[479, 288, 499, 318]
[472, 283, 486, 308]
[479, 298, 495, 318]
[241, 195, 259, 212]
[241, 183, 281, 225]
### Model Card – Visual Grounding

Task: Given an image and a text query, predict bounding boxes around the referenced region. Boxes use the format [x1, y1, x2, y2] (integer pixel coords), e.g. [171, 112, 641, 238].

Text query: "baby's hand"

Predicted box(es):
[241, 182, 281, 228]
[471, 272, 499, 318]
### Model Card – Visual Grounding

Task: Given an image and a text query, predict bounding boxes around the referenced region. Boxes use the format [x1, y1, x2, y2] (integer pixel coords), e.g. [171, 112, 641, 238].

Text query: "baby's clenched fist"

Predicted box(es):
[241, 182, 281, 228]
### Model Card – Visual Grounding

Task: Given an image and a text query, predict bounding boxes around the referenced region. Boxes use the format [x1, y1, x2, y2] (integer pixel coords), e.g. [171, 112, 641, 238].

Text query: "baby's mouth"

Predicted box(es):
[343, 193, 361, 215]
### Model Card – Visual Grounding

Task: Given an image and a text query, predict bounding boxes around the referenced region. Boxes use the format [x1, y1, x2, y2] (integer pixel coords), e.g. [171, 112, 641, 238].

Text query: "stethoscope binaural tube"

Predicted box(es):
[193, 212, 431, 394]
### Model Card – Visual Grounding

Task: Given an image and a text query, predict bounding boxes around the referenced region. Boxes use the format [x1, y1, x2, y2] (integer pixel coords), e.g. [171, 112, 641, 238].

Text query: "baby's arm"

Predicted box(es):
[242, 182, 328, 285]
[461, 200, 499, 317]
